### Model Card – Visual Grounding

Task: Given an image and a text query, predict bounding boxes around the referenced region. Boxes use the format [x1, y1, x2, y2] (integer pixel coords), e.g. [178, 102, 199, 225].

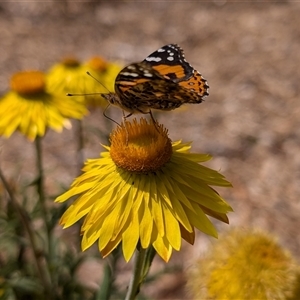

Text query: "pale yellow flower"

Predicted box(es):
[47, 56, 122, 108]
[187, 229, 299, 300]
[0, 71, 87, 141]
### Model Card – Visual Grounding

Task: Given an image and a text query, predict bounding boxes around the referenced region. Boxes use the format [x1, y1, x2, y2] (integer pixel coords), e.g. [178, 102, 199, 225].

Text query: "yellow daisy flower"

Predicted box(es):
[47, 56, 122, 108]
[56, 119, 232, 262]
[0, 71, 88, 141]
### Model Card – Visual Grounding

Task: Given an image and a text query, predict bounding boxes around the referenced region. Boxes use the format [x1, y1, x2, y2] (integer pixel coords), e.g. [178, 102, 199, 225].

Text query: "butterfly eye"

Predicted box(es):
[109, 96, 115, 104]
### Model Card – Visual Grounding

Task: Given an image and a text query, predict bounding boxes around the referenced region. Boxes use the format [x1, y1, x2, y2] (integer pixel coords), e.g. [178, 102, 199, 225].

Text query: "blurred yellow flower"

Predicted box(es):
[0, 71, 88, 141]
[56, 119, 232, 262]
[47, 56, 122, 108]
[187, 229, 299, 300]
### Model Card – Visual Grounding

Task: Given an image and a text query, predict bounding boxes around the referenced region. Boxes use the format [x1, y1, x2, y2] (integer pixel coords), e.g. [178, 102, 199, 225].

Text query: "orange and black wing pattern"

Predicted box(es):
[107, 44, 209, 113]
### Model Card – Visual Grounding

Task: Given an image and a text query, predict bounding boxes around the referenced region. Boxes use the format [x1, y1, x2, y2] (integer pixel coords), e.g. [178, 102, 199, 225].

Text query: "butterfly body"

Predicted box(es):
[101, 44, 209, 116]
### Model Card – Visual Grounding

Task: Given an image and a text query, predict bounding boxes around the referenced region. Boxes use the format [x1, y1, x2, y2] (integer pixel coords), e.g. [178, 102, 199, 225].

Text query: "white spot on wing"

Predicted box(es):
[127, 65, 136, 70]
[157, 48, 165, 52]
[145, 57, 162, 62]
[121, 72, 139, 77]
[167, 56, 174, 61]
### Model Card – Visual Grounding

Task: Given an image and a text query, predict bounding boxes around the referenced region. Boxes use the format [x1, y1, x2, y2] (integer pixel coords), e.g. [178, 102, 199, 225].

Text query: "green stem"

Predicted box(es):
[125, 247, 147, 300]
[35, 136, 56, 299]
[95, 244, 121, 300]
[75, 119, 84, 175]
[35, 137, 50, 240]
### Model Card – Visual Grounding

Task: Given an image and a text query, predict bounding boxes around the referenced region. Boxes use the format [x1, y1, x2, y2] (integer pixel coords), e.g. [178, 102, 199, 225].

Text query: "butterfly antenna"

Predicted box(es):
[66, 71, 112, 97]
[67, 92, 100, 96]
[103, 104, 121, 127]
[86, 71, 111, 93]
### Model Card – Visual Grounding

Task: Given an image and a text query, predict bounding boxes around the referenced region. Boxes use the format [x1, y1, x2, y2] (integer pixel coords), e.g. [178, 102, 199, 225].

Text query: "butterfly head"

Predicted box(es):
[101, 92, 133, 112]
[101, 92, 119, 106]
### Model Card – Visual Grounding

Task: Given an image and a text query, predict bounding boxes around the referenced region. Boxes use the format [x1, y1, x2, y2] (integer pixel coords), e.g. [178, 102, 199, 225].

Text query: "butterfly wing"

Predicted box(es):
[143, 44, 194, 82]
[177, 70, 209, 99]
[114, 62, 179, 113]
[114, 62, 206, 113]
[107, 44, 209, 113]
[144, 44, 209, 98]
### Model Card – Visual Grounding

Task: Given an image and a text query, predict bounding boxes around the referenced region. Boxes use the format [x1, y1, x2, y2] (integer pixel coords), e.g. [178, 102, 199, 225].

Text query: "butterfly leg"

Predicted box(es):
[148, 110, 156, 125]
[103, 104, 121, 127]
[122, 111, 133, 120]
[148, 110, 160, 132]
[122, 111, 131, 145]
[122, 110, 159, 133]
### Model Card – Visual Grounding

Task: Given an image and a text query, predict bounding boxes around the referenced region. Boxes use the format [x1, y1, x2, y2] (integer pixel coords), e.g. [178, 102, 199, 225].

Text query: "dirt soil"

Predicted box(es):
[1, 1, 300, 299]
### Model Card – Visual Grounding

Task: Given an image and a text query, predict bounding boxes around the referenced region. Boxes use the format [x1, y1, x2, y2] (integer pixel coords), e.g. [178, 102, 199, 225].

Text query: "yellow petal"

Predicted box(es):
[122, 212, 140, 262]
[162, 202, 181, 251]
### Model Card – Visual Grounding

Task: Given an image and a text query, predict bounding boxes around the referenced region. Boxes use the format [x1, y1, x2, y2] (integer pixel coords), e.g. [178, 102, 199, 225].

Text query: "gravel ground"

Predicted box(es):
[1, 1, 300, 299]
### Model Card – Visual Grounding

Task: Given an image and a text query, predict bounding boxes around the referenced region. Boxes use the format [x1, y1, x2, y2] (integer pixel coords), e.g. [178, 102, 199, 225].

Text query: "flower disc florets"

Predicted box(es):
[61, 57, 81, 67]
[10, 71, 46, 95]
[110, 119, 172, 173]
[86, 56, 108, 72]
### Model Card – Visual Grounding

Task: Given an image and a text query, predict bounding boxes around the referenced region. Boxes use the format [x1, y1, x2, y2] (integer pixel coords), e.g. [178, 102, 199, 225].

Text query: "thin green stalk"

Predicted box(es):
[125, 247, 147, 300]
[35, 136, 55, 299]
[97, 262, 113, 300]
[0, 167, 53, 299]
[74, 119, 86, 251]
[75, 119, 84, 175]
[96, 246, 121, 300]
[143, 246, 156, 279]
[35, 136, 50, 238]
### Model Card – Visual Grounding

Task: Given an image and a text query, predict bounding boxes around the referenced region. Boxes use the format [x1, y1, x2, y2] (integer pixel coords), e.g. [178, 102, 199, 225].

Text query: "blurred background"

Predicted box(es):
[1, 1, 300, 298]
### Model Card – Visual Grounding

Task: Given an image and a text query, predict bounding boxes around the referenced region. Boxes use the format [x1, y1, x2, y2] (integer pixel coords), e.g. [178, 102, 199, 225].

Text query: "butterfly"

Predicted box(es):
[101, 44, 209, 122]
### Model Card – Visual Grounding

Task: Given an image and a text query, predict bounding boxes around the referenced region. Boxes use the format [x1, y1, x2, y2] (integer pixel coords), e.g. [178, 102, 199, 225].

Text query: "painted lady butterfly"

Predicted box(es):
[101, 44, 209, 120]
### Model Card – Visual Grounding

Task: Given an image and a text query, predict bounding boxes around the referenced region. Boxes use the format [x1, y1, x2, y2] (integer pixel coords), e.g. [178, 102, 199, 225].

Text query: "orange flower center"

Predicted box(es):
[61, 56, 80, 67]
[110, 119, 172, 173]
[86, 56, 108, 72]
[10, 71, 46, 95]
